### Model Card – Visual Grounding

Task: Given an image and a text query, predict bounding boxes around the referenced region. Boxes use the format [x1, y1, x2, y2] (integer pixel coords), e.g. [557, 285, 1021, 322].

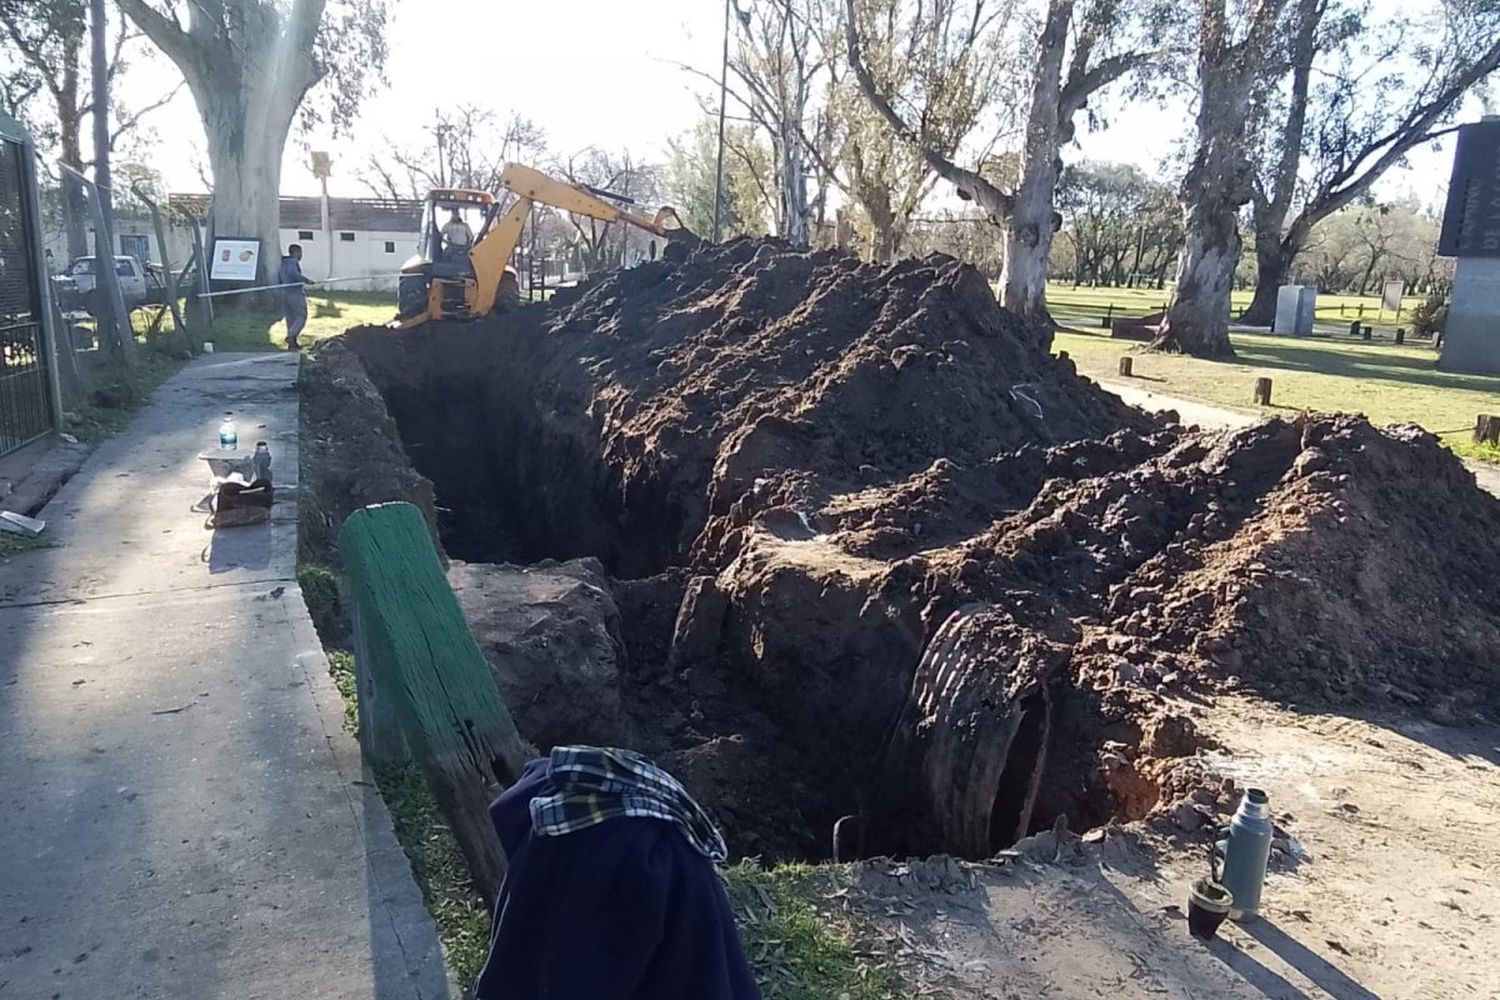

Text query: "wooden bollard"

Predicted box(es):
[1057, 350, 1070, 361]
[1362, 325, 1373, 340]
[1254, 377, 1273, 406]
[1118, 356, 1133, 377]
[1395, 327, 1406, 345]
[1476, 414, 1500, 446]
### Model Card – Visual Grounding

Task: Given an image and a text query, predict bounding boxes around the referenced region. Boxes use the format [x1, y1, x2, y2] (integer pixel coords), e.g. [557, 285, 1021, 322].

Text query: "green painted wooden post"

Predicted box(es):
[340, 501, 531, 905]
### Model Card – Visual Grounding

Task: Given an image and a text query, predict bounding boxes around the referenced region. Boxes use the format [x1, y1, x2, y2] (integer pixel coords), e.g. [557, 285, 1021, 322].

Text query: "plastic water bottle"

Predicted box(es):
[1221, 787, 1274, 922]
[218, 413, 238, 450]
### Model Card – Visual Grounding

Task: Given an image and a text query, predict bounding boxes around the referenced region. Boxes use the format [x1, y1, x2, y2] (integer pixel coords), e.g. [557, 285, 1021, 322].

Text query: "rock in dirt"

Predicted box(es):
[448, 557, 633, 750]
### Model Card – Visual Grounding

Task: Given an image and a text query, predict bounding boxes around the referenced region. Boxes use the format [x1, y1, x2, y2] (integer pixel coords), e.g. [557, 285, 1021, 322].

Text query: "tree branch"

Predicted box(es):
[843, 0, 1013, 220]
[1058, 51, 1147, 121]
[116, 0, 198, 68]
[109, 80, 184, 148]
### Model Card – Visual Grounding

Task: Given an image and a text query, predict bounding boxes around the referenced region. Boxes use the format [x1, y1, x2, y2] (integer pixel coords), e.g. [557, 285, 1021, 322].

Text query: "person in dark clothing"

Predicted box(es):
[475, 747, 760, 1000]
[277, 244, 316, 350]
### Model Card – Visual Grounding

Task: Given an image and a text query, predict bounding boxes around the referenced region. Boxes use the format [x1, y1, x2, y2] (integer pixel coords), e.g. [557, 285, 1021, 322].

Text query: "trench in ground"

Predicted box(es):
[367, 355, 1114, 861]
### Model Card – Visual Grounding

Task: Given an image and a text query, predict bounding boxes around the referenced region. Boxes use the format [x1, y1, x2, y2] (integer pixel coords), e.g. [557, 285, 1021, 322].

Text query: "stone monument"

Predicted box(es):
[1437, 117, 1500, 374]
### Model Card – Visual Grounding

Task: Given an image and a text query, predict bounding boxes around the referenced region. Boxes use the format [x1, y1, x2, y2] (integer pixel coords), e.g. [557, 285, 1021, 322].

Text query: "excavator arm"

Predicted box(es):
[468, 163, 698, 316]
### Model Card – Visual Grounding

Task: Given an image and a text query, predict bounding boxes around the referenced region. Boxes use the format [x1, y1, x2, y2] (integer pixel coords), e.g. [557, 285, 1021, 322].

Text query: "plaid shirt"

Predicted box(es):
[530, 746, 728, 862]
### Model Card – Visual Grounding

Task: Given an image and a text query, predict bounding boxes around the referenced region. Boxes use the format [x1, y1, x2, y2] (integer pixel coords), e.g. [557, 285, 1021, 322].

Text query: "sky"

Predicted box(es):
[115, 0, 1463, 209]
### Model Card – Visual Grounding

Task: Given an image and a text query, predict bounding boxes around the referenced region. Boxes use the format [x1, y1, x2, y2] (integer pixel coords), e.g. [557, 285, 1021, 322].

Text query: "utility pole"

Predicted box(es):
[711, 0, 731, 242]
[89, 0, 130, 362]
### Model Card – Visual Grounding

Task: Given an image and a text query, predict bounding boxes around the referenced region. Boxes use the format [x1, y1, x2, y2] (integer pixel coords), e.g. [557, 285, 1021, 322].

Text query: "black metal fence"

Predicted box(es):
[0, 136, 54, 457]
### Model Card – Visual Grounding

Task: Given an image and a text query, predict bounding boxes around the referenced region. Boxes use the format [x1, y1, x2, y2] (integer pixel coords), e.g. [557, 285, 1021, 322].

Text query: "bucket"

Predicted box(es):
[1187, 878, 1234, 941]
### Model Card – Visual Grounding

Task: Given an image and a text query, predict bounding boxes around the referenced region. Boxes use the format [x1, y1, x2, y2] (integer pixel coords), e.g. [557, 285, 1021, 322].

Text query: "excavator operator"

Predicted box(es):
[441, 208, 474, 259]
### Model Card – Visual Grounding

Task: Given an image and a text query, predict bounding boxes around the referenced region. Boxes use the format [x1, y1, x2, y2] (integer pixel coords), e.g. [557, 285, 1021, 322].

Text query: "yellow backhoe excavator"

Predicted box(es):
[395, 162, 699, 329]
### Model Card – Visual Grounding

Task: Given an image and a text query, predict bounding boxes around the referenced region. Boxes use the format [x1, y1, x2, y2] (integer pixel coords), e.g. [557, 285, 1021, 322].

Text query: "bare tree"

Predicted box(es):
[820, 0, 949, 262]
[556, 148, 662, 272]
[1239, 0, 1500, 325]
[847, 0, 1167, 330]
[118, 0, 389, 282]
[665, 116, 773, 238]
[360, 108, 547, 200]
[726, 0, 828, 244]
[1152, 0, 1289, 357]
[1, 0, 177, 257]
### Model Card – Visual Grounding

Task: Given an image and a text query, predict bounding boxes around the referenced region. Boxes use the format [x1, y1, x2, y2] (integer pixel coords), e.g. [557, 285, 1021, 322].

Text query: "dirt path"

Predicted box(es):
[1140, 697, 1500, 1000]
[1097, 376, 1500, 499]
[840, 698, 1499, 999]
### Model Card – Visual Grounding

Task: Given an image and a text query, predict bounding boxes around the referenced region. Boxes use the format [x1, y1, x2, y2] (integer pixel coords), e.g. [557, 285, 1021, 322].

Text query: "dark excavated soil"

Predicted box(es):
[301, 239, 1500, 861]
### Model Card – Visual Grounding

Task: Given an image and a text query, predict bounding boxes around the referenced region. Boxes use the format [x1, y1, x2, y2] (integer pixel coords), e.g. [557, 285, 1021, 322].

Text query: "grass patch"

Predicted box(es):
[127, 291, 394, 353]
[1055, 327, 1500, 462]
[0, 533, 52, 559]
[1046, 282, 1426, 328]
[318, 645, 491, 987]
[206, 291, 393, 352]
[373, 759, 494, 987]
[324, 650, 361, 735]
[725, 863, 898, 1000]
[296, 563, 341, 641]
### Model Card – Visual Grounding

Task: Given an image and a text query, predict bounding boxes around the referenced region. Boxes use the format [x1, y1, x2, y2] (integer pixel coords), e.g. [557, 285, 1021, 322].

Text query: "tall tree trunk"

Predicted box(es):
[59, 120, 89, 259]
[1000, 0, 1070, 331]
[860, 184, 898, 263]
[119, 0, 325, 285]
[1156, 0, 1286, 357]
[779, 128, 810, 246]
[1239, 0, 1321, 327]
[201, 85, 300, 283]
[1240, 230, 1292, 328]
[1158, 212, 1238, 355]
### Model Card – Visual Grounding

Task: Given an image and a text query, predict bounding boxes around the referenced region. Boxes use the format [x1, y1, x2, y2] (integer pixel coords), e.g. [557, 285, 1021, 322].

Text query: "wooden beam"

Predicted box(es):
[339, 502, 532, 906]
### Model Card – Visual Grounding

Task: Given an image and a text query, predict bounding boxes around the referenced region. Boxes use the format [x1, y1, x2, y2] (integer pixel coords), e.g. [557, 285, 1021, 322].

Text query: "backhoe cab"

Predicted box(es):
[395, 163, 701, 330]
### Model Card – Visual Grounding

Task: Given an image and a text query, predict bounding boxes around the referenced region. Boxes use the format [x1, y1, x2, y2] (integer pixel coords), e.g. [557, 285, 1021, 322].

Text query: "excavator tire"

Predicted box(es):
[494, 270, 522, 313]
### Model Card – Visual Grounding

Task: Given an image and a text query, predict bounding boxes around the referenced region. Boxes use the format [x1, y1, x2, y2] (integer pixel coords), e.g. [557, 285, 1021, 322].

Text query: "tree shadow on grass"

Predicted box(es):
[1228, 339, 1498, 396]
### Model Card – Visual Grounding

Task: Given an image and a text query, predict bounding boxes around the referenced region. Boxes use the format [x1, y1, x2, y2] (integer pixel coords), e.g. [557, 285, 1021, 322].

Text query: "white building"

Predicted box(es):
[274, 195, 422, 290]
[47, 193, 423, 292]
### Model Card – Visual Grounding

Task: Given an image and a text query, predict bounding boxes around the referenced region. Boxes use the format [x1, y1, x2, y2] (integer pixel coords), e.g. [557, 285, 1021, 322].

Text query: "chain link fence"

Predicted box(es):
[0, 134, 56, 457]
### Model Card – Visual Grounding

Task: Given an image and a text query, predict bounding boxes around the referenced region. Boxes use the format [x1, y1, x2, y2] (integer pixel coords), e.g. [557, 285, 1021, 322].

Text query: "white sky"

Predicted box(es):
[117, 0, 1461, 208]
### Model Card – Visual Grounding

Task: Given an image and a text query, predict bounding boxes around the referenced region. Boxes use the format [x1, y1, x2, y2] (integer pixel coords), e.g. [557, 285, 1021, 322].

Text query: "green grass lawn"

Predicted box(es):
[1055, 326, 1500, 460]
[1047, 282, 1426, 329]
[131, 290, 396, 352]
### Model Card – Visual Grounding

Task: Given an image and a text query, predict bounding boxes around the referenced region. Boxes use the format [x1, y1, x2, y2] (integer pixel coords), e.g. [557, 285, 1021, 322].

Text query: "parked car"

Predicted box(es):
[55, 255, 149, 310]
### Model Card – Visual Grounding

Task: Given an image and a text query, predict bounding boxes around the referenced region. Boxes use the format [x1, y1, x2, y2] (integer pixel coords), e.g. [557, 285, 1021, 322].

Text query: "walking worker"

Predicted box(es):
[277, 243, 316, 350]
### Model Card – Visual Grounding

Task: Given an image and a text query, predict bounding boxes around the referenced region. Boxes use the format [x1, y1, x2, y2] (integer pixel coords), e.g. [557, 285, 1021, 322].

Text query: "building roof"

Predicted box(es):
[167, 193, 423, 232]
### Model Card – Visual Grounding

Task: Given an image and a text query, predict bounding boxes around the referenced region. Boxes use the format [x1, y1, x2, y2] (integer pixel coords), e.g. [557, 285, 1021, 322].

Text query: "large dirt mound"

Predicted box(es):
[304, 239, 1500, 861]
[333, 239, 1148, 575]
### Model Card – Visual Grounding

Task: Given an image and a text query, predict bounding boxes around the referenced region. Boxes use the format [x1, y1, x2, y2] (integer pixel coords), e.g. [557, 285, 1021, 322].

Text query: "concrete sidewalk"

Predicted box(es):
[0, 355, 452, 999]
